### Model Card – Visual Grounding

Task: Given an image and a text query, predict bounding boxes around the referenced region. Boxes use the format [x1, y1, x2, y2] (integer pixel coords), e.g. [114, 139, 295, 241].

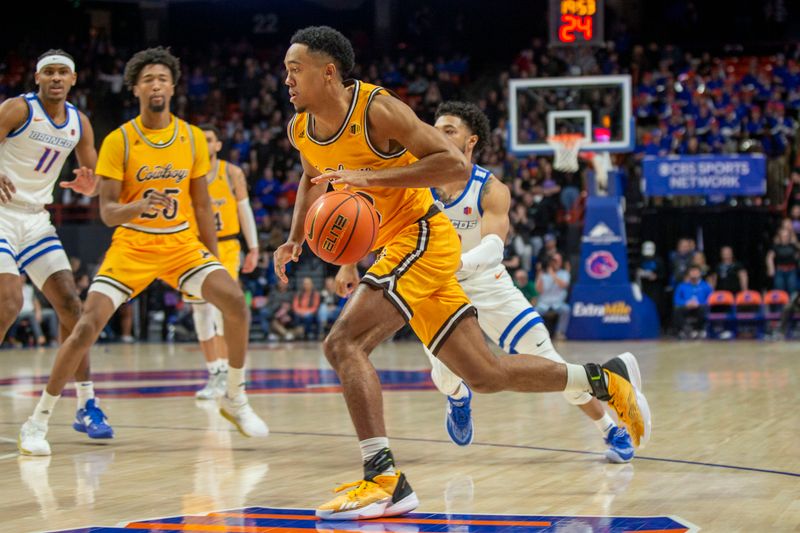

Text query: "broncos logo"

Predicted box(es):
[585, 251, 618, 279]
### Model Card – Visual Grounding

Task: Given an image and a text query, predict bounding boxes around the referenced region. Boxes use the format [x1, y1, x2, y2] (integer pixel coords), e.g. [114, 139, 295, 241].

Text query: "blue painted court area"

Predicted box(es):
[49, 506, 696, 532]
[4, 368, 436, 398]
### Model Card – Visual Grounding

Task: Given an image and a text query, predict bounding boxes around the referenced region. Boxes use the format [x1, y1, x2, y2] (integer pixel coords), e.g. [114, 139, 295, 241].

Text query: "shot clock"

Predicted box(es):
[549, 0, 604, 46]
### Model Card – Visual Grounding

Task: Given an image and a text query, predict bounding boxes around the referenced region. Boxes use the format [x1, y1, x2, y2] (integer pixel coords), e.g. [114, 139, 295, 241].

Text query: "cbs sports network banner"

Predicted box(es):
[643, 154, 766, 196]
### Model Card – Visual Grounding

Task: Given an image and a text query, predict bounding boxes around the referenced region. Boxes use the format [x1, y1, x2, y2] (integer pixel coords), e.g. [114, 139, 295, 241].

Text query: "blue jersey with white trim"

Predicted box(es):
[0, 93, 81, 208]
[432, 164, 490, 253]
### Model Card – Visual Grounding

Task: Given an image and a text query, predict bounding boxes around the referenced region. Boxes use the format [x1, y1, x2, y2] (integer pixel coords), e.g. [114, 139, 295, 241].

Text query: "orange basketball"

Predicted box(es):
[304, 190, 380, 265]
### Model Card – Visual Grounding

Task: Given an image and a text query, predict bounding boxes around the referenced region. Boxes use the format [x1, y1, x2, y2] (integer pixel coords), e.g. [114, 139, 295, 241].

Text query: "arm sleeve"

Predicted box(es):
[459, 234, 505, 274]
[95, 129, 125, 181]
[237, 198, 259, 250]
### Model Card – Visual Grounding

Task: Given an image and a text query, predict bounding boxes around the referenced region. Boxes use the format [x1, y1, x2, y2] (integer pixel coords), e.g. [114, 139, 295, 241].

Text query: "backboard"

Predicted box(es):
[508, 75, 633, 154]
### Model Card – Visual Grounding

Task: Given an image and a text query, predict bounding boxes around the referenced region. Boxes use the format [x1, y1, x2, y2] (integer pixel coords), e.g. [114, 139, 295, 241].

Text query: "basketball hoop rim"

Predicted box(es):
[547, 133, 587, 148]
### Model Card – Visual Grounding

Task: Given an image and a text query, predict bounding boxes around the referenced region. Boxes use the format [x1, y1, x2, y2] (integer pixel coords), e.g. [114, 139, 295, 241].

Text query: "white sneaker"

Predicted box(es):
[18, 418, 51, 456]
[195, 370, 227, 400]
[219, 394, 269, 437]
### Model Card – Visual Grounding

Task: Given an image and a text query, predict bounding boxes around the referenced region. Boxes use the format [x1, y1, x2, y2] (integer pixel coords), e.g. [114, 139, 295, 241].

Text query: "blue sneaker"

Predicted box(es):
[604, 425, 634, 463]
[73, 398, 114, 439]
[445, 385, 473, 446]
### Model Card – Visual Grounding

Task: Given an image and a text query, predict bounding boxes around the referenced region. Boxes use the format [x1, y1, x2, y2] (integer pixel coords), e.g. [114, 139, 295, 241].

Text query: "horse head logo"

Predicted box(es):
[586, 251, 619, 279]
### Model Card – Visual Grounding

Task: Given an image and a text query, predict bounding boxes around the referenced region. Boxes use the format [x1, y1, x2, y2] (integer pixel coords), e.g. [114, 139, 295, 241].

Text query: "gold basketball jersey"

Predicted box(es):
[289, 80, 435, 249]
[96, 115, 210, 234]
[207, 160, 240, 238]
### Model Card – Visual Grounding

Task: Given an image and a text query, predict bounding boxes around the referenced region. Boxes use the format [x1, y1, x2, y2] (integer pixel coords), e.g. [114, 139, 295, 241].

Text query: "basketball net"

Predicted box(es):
[547, 134, 586, 173]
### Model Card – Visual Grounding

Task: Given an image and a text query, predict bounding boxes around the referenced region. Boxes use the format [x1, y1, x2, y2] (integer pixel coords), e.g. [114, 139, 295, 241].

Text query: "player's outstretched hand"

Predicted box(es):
[242, 247, 259, 274]
[274, 241, 302, 283]
[61, 167, 99, 196]
[0, 174, 16, 203]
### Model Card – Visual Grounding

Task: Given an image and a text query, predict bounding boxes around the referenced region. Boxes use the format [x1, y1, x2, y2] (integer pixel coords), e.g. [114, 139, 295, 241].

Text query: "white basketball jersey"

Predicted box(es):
[0, 93, 82, 208]
[433, 164, 490, 253]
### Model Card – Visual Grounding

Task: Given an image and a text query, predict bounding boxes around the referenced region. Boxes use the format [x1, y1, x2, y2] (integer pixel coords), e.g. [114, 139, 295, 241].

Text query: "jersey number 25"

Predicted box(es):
[141, 188, 179, 220]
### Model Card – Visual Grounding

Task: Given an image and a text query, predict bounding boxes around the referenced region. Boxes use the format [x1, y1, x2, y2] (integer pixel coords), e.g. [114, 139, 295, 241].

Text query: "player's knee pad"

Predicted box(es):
[212, 306, 224, 336]
[563, 390, 593, 405]
[192, 302, 216, 341]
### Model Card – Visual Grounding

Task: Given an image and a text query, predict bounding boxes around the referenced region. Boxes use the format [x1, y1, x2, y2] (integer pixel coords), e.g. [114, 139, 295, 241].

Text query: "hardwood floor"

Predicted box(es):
[1, 339, 797, 532]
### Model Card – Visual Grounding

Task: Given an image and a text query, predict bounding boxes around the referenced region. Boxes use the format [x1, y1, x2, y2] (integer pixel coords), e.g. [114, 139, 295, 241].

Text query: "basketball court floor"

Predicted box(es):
[1, 339, 797, 532]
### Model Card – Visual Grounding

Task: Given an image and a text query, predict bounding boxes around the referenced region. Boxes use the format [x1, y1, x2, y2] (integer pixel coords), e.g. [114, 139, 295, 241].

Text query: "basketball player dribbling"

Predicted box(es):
[188, 124, 260, 401]
[0, 49, 115, 454]
[274, 26, 650, 520]
[425, 101, 634, 463]
[18, 47, 268, 456]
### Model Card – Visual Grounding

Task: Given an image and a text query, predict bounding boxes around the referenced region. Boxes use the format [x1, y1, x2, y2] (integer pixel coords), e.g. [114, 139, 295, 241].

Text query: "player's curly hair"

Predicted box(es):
[290, 26, 355, 78]
[123, 46, 181, 89]
[435, 101, 492, 155]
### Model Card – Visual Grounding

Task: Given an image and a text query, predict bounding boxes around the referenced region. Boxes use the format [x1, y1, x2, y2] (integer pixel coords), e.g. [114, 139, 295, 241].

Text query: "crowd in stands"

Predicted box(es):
[2, 29, 800, 345]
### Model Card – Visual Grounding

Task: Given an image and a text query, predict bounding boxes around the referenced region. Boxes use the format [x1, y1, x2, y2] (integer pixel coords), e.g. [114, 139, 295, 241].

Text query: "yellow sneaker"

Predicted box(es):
[316, 471, 419, 520]
[587, 352, 652, 448]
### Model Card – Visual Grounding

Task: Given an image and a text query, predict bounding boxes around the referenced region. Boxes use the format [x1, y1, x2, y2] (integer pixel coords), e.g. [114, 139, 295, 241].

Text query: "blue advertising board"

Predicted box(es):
[643, 154, 766, 196]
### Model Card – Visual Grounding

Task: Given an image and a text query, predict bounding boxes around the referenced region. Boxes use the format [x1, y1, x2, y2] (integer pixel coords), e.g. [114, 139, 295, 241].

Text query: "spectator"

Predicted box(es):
[709, 246, 749, 293]
[268, 279, 297, 341]
[241, 250, 275, 298]
[672, 264, 713, 339]
[778, 217, 798, 244]
[502, 233, 522, 272]
[318, 276, 345, 337]
[536, 233, 559, 268]
[766, 226, 799, 295]
[292, 277, 321, 340]
[789, 204, 800, 241]
[255, 167, 280, 209]
[692, 251, 710, 279]
[70, 256, 88, 280]
[534, 252, 571, 340]
[512, 269, 538, 306]
[118, 302, 135, 343]
[252, 292, 274, 341]
[669, 238, 696, 286]
[636, 240, 668, 326]
[7, 274, 57, 347]
[70, 256, 91, 300]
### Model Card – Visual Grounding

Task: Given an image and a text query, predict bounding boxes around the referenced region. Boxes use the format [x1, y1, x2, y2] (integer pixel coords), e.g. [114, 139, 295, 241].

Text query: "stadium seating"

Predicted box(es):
[706, 290, 736, 339]
[734, 290, 766, 339]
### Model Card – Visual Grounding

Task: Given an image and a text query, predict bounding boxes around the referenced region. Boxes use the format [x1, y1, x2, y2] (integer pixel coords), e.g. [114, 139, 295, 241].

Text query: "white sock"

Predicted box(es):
[76, 381, 95, 409]
[593, 413, 615, 437]
[565, 363, 593, 393]
[206, 359, 221, 375]
[218, 359, 228, 372]
[32, 391, 60, 424]
[449, 382, 469, 400]
[359, 437, 395, 475]
[227, 365, 245, 399]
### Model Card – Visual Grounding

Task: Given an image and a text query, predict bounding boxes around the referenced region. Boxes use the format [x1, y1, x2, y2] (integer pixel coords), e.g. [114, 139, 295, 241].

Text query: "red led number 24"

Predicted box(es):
[559, 14, 593, 43]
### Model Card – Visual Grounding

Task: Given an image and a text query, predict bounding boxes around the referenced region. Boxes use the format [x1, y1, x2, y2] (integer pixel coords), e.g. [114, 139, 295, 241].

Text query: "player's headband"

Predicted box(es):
[36, 55, 75, 73]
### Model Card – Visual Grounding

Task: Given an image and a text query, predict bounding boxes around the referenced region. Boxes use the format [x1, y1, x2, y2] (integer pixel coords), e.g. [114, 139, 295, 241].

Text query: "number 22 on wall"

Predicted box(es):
[34, 148, 61, 173]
